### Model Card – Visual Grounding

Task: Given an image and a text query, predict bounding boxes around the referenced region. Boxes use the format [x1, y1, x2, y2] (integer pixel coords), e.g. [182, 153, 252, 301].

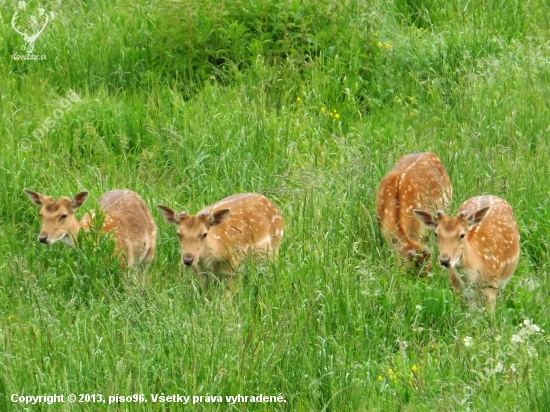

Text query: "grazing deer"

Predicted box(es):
[376, 152, 452, 272]
[23, 189, 157, 267]
[157, 193, 284, 297]
[414, 195, 520, 313]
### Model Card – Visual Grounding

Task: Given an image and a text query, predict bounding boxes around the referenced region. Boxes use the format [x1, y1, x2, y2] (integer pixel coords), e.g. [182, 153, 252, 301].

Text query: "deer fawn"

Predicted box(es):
[376, 152, 452, 272]
[23, 189, 157, 267]
[414, 195, 520, 313]
[157, 193, 284, 297]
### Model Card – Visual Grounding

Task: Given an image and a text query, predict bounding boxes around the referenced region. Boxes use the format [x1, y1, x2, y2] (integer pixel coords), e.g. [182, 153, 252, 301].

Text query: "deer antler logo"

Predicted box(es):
[11, 2, 53, 54]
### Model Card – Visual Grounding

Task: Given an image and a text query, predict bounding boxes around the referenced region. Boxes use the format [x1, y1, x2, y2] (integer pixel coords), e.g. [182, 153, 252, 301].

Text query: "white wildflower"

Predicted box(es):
[528, 323, 541, 333]
[526, 346, 538, 358]
[415, 304, 423, 311]
[522, 319, 543, 333]
[18, 1, 26, 10]
[510, 364, 517, 373]
[38, 8, 45, 16]
[463, 336, 474, 347]
[510, 334, 523, 345]
[395, 339, 409, 350]
[495, 335, 501, 342]
[494, 362, 504, 373]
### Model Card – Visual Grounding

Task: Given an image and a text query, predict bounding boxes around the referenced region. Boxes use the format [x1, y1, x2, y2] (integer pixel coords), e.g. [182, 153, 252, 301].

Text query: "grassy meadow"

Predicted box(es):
[1, 0, 550, 410]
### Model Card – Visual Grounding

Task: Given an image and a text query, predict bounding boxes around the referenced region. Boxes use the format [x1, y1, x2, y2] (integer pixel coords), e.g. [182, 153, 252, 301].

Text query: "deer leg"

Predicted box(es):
[224, 276, 235, 298]
[482, 287, 498, 314]
[447, 268, 465, 294]
[195, 270, 210, 294]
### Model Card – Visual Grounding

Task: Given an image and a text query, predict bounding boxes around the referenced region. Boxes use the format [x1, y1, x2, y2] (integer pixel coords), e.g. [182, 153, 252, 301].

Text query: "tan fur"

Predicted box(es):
[158, 193, 284, 296]
[414, 195, 520, 313]
[376, 152, 452, 272]
[24, 189, 157, 267]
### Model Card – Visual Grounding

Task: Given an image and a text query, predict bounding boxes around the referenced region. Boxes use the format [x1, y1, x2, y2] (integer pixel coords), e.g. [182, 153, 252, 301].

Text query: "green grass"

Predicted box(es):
[1, 0, 549, 410]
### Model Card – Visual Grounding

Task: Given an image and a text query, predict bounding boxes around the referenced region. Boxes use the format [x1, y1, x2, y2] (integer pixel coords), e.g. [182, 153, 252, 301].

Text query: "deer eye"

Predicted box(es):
[60, 214, 68, 220]
[459, 233, 465, 239]
[177, 233, 182, 239]
[201, 233, 208, 239]
[433, 232, 438, 238]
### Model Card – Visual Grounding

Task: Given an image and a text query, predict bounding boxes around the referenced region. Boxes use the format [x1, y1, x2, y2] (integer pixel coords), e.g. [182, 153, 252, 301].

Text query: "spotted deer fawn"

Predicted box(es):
[23, 189, 157, 267]
[376, 152, 452, 272]
[157, 193, 284, 297]
[414, 195, 520, 313]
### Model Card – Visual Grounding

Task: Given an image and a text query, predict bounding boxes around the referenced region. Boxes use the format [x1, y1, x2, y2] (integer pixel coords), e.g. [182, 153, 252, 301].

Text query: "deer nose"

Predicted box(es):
[439, 254, 451, 267]
[38, 235, 48, 244]
[183, 254, 194, 266]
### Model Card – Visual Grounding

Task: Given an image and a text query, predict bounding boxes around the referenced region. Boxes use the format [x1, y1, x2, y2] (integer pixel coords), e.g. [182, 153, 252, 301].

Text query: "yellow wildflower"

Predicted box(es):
[296, 97, 301, 102]
[335, 113, 340, 119]
[377, 41, 382, 47]
[377, 376, 383, 381]
[385, 43, 390, 49]
[412, 365, 419, 372]
[321, 107, 325, 112]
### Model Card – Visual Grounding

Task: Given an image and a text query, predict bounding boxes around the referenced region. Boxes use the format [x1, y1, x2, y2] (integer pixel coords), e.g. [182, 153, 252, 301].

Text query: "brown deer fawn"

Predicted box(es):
[157, 193, 284, 297]
[376, 152, 452, 272]
[23, 189, 157, 267]
[414, 195, 520, 313]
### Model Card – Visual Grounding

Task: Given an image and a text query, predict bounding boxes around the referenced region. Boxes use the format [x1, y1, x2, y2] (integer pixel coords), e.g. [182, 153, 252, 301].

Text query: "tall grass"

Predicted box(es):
[0, 0, 549, 410]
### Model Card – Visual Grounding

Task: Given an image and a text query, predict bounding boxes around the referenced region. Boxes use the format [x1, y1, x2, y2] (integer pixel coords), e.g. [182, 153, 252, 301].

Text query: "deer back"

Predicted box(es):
[96, 190, 157, 266]
[458, 195, 520, 285]
[202, 193, 284, 266]
[377, 152, 452, 259]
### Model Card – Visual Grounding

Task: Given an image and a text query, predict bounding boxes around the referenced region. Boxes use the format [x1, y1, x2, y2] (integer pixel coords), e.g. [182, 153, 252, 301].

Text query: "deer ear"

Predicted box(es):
[157, 205, 180, 225]
[72, 192, 89, 209]
[24, 189, 44, 207]
[209, 209, 230, 227]
[467, 206, 491, 228]
[414, 210, 437, 228]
